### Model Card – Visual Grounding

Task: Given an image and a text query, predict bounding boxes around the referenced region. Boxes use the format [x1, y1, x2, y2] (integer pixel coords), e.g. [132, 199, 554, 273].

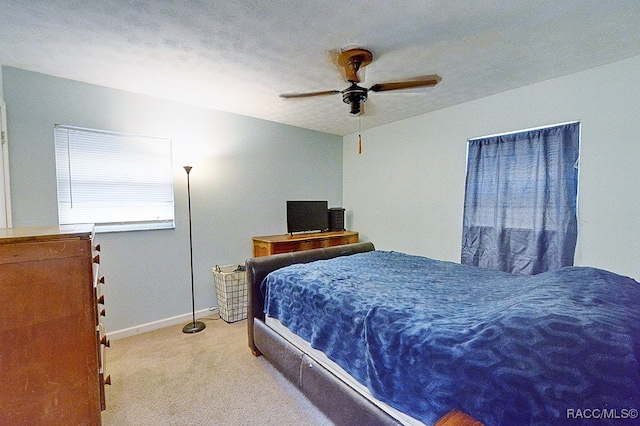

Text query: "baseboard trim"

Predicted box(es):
[108, 307, 219, 340]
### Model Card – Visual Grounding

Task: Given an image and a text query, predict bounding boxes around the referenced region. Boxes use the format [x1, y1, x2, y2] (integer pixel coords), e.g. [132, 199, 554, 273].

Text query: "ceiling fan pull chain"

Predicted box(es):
[358, 114, 362, 154]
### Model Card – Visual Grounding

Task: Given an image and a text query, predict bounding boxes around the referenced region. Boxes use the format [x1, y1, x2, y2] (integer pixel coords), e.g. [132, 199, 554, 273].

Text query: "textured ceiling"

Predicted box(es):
[1, 1, 640, 136]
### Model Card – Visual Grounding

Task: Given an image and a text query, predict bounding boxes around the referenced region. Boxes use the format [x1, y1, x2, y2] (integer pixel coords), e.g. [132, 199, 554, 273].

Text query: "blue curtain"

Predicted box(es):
[461, 122, 580, 275]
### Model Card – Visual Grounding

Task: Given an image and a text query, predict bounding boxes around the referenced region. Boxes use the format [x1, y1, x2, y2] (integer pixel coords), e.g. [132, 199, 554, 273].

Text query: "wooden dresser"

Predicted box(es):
[0, 225, 108, 425]
[252, 230, 359, 257]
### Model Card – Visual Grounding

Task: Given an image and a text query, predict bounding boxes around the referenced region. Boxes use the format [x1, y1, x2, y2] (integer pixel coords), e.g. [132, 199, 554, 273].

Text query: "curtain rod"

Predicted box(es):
[467, 120, 580, 142]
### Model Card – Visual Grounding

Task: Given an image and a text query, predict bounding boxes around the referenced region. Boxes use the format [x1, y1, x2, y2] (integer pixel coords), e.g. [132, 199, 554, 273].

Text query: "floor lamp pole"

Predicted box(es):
[182, 165, 206, 334]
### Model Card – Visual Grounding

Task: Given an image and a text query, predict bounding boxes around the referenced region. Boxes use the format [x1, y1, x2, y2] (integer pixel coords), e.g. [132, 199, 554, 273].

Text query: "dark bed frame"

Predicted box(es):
[245, 242, 480, 426]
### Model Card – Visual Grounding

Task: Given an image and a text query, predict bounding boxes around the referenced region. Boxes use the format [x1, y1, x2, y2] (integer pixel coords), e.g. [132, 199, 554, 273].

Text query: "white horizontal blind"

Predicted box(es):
[54, 125, 175, 232]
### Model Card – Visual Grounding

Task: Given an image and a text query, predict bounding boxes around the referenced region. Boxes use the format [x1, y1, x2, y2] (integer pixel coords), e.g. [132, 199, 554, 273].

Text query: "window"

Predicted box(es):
[461, 122, 580, 275]
[54, 125, 174, 232]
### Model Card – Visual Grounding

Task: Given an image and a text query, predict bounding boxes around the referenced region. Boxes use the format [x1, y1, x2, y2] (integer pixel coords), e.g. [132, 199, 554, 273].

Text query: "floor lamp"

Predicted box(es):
[182, 165, 206, 333]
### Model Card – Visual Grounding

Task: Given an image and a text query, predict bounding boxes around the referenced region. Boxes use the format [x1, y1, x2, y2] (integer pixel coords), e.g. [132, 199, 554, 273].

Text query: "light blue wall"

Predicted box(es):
[344, 55, 640, 281]
[2, 67, 343, 332]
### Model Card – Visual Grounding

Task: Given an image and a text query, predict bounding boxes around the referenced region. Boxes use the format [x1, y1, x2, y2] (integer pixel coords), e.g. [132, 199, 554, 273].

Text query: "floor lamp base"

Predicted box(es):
[182, 320, 206, 334]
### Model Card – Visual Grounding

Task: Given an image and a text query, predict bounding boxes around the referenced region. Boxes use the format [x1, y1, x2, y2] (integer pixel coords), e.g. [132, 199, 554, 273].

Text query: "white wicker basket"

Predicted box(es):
[213, 264, 248, 323]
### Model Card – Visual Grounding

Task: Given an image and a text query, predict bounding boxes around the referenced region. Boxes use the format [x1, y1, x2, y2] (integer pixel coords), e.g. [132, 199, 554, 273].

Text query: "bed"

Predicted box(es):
[246, 242, 640, 425]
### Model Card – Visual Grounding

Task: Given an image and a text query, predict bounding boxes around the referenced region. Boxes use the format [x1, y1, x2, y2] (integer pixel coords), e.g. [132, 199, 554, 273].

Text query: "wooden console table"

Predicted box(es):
[252, 230, 359, 257]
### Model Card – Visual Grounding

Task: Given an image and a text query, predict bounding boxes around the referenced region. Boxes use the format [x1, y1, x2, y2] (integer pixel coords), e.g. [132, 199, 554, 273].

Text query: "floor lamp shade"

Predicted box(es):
[183, 165, 206, 333]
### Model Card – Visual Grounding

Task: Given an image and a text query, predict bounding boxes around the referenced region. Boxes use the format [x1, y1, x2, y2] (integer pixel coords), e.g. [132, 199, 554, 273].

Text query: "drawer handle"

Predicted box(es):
[100, 308, 106, 317]
[97, 295, 105, 305]
[104, 375, 111, 386]
[93, 254, 100, 264]
[101, 336, 110, 347]
[94, 244, 101, 252]
[98, 276, 105, 284]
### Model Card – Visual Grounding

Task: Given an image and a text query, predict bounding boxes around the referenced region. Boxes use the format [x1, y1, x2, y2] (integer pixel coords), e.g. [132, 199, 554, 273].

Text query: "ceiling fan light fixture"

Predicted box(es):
[348, 99, 362, 115]
[342, 83, 368, 115]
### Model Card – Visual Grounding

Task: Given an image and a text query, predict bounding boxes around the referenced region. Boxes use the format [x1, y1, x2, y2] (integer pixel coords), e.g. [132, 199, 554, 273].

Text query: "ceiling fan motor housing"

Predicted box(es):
[342, 83, 368, 115]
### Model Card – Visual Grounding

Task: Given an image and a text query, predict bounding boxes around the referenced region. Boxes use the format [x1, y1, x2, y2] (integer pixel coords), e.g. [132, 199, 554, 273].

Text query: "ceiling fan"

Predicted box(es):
[279, 48, 441, 115]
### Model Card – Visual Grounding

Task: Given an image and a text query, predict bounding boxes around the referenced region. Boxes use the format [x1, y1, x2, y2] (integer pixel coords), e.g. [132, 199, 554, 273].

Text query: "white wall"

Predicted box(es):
[0, 67, 10, 228]
[344, 55, 640, 281]
[0, 100, 10, 228]
[2, 67, 343, 333]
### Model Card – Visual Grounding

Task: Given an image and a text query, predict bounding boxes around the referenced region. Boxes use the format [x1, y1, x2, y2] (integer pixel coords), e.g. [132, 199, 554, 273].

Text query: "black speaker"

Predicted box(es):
[328, 208, 345, 231]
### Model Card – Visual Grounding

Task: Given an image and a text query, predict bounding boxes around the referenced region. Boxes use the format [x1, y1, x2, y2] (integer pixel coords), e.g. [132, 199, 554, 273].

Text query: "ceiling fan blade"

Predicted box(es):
[279, 90, 341, 99]
[369, 75, 441, 92]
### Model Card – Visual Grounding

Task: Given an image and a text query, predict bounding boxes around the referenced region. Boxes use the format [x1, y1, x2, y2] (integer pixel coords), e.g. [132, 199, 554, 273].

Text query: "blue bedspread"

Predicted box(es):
[262, 251, 640, 425]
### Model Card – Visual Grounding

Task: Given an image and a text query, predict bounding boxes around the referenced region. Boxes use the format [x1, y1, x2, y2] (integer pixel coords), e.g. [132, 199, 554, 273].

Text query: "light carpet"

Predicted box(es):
[102, 314, 333, 425]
